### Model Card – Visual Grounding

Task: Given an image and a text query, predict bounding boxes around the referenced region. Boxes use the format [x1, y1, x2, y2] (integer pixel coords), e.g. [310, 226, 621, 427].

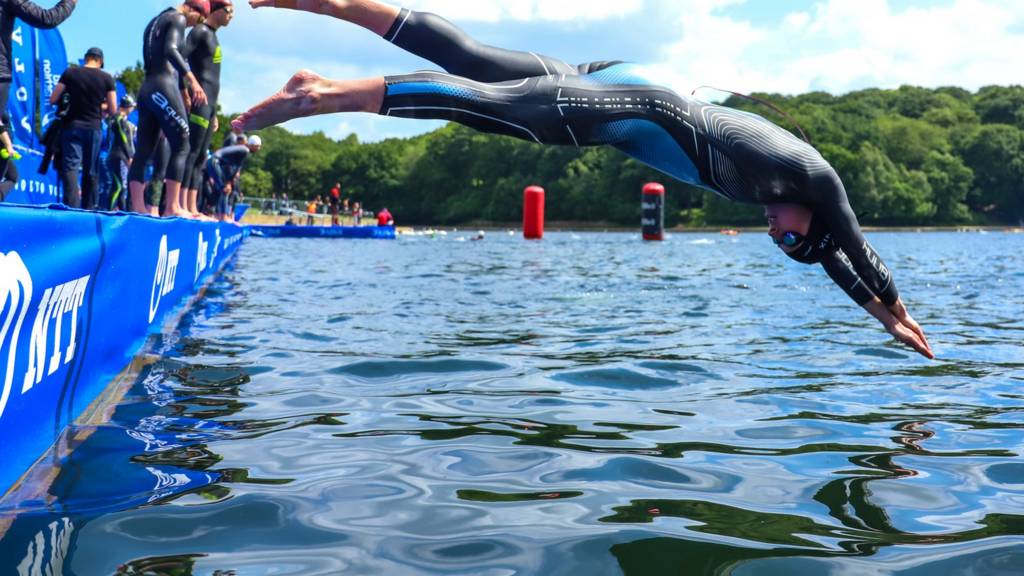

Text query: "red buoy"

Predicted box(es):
[642, 182, 665, 241]
[523, 185, 545, 240]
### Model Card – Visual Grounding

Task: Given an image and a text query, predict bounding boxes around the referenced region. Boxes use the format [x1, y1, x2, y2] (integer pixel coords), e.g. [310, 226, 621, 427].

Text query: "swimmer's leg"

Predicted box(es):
[250, 0, 399, 37]
[236, 70, 586, 147]
[250, 0, 576, 81]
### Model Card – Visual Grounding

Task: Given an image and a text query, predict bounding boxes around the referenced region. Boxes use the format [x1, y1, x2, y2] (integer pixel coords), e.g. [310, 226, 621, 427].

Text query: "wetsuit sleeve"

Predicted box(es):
[815, 171, 900, 306]
[820, 248, 877, 307]
[164, 16, 191, 78]
[9, 0, 75, 29]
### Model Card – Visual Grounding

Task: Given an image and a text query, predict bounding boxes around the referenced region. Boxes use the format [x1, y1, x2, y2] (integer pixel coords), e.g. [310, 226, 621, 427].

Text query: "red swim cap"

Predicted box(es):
[211, 0, 233, 11]
[185, 0, 211, 18]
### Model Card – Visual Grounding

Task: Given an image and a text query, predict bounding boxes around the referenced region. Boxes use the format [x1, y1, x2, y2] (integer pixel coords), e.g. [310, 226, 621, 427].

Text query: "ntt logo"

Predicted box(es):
[0, 252, 91, 421]
[0, 251, 33, 420]
[149, 235, 180, 324]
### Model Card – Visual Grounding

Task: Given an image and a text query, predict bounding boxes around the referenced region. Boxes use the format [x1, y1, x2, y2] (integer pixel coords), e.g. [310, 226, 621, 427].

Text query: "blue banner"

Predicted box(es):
[0, 204, 246, 495]
[37, 28, 68, 134]
[9, 20, 36, 150]
[3, 149, 60, 205]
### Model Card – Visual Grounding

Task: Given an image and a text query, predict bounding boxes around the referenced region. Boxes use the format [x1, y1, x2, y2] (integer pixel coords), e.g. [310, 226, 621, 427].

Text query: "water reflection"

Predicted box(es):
[2, 232, 1023, 574]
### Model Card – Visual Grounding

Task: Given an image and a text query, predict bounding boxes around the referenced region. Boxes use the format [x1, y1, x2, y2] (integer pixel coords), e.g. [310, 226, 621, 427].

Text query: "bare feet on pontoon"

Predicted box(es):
[232, 70, 330, 131]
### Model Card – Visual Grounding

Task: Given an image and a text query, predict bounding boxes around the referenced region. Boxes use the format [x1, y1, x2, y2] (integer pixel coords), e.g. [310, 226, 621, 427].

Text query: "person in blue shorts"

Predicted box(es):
[235, 0, 934, 359]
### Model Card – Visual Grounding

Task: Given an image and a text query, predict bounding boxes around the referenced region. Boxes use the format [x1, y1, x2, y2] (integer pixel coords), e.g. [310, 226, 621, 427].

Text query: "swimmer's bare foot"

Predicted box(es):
[233, 73, 385, 132]
[164, 208, 195, 219]
[249, 0, 342, 16]
[233, 70, 330, 132]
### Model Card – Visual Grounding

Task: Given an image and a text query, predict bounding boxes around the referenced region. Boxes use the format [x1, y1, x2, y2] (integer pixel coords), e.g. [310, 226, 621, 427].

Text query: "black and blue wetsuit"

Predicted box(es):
[379, 9, 898, 308]
[128, 8, 192, 189]
[181, 21, 221, 193]
[206, 144, 249, 216]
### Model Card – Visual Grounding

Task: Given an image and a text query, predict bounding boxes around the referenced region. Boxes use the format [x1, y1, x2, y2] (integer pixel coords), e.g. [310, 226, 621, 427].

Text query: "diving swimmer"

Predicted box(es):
[129, 0, 210, 217]
[235, 0, 934, 359]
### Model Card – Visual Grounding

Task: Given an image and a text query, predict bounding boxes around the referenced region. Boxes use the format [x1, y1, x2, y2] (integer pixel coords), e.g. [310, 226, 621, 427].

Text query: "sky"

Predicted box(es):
[58, 0, 1024, 142]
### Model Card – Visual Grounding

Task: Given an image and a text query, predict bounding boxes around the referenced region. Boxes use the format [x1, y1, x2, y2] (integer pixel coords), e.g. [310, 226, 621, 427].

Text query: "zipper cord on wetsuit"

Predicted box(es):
[691, 85, 812, 144]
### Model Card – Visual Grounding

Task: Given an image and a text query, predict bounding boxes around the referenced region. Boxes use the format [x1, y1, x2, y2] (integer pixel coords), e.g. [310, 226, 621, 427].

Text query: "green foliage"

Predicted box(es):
[221, 85, 1024, 226]
[115, 62, 144, 97]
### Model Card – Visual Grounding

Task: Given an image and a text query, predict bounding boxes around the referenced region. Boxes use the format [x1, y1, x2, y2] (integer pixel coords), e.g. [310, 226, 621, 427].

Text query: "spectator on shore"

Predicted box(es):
[353, 200, 361, 225]
[50, 47, 117, 209]
[306, 195, 321, 225]
[329, 181, 341, 226]
[376, 207, 393, 226]
[0, 0, 77, 169]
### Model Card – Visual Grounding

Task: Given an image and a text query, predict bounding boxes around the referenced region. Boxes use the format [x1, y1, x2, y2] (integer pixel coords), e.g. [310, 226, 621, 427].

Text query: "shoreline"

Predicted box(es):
[240, 213, 1022, 234]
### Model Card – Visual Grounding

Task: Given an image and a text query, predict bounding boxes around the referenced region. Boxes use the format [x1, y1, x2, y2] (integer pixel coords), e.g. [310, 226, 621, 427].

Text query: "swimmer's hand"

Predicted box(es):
[865, 299, 935, 359]
[888, 298, 931, 352]
[187, 73, 208, 107]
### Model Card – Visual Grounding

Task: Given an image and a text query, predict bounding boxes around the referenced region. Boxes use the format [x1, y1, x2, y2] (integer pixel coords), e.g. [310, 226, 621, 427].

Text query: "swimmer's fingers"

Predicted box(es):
[887, 322, 935, 360]
[889, 298, 932, 353]
[900, 312, 932, 354]
[192, 84, 208, 107]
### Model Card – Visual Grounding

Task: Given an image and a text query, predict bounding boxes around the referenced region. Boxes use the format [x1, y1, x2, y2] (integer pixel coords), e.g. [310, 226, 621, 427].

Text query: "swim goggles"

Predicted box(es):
[773, 231, 805, 247]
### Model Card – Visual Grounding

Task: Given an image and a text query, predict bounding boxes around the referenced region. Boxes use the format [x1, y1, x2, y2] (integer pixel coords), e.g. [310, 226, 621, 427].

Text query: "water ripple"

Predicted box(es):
[3, 232, 1024, 575]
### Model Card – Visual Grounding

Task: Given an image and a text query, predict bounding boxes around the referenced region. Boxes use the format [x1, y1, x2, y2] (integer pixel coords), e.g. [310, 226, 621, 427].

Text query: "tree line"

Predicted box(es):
[117, 64, 1024, 226]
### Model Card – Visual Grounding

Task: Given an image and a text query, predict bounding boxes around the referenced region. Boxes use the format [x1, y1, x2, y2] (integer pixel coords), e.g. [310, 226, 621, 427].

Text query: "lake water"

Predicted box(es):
[2, 230, 1024, 575]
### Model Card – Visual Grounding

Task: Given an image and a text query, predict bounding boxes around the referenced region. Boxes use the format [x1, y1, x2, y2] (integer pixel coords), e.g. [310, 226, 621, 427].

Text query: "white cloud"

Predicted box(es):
[213, 0, 1024, 139]
[402, 0, 644, 22]
[655, 0, 1024, 96]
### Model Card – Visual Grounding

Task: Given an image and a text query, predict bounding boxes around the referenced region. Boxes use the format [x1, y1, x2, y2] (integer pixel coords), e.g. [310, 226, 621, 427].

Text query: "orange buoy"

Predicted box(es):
[523, 185, 545, 240]
[642, 182, 665, 241]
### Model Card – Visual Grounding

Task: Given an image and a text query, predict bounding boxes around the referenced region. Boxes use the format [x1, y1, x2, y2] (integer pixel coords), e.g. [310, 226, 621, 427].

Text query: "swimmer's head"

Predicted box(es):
[247, 135, 263, 152]
[183, 0, 211, 24]
[765, 203, 832, 264]
[210, 0, 234, 27]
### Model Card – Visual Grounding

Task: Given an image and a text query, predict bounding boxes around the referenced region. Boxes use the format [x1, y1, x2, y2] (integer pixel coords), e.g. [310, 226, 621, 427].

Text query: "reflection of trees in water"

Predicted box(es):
[114, 553, 238, 576]
[607, 424, 1024, 574]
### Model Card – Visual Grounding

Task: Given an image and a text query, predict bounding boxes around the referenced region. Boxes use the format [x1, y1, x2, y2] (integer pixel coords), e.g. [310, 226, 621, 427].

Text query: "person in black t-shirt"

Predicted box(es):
[50, 47, 117, 208]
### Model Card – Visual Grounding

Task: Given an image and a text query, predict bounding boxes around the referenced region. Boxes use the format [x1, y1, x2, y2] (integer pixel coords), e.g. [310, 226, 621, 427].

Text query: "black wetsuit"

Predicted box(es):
[379, 9, 898, 307]
[104, 114, 135, 210]
[0, 0, 75, 136]
[181, 22, 221, 193]
[128, 8, 191, 188]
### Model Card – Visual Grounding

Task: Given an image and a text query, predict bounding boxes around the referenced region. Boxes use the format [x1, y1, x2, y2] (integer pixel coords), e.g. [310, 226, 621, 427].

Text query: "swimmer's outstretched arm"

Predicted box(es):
[822, 251, 933, 358]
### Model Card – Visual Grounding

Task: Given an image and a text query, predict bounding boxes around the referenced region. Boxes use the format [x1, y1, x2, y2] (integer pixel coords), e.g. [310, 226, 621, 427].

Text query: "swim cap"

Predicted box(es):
[785, 211, 834, 264]
[211, 0, 233, 11]
[185, 0, 211, 18]
[247, 135, 263, 147]
[120, 95, 136, 108]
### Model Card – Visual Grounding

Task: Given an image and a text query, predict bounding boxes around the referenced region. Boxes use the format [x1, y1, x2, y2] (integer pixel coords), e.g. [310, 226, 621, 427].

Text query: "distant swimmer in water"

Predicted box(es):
[236, 0, 934, 359]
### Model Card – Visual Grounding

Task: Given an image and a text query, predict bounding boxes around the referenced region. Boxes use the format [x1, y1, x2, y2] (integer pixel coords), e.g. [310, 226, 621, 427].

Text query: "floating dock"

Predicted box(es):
[249, 224, 397, 239]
